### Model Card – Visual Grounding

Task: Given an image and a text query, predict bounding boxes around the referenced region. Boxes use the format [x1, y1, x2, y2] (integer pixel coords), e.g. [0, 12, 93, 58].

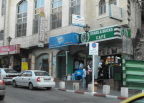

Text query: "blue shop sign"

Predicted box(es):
[49, 32, 80, 48]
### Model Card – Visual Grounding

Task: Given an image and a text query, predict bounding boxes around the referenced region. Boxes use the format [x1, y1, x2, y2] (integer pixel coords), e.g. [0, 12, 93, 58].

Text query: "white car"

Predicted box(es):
[12, 70, 55, 90]
[0, 79, 5, 100]
[0, 68, 20, 84]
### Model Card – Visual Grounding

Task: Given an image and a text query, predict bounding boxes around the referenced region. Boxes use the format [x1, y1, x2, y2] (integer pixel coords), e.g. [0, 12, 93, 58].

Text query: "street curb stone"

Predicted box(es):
[55, 88, 127, 100]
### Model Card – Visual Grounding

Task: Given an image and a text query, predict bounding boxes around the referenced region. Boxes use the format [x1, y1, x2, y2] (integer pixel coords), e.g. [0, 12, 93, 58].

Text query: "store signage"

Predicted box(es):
[39, 16, 45, 42]
[109, 4, 123, 21]
[72, 14, 85, 27]
[49, 32, 80, 48]
[89, 43, 99, 55]
[0, 44, 20, 55]
[81, 26, 131, 43]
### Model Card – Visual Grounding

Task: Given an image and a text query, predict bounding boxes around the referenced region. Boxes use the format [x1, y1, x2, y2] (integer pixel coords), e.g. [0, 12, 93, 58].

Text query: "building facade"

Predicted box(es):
[0, 0, 142, 80]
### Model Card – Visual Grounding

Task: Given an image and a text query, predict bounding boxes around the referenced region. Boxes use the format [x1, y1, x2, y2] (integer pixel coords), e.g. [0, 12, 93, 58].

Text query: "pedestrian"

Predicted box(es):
[82, 67, 86, 88]
[79, 62, 84, 69]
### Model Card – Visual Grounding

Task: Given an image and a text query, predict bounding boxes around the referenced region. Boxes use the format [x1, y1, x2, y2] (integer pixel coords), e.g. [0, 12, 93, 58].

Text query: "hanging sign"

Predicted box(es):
[39, 12, 45, 42]
[72, 14, 85, 27]
[89, 43, 99, 55]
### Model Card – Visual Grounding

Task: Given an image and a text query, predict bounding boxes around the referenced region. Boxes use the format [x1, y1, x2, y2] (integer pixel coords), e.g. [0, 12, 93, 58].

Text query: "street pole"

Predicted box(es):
[7, 36, 12, 68]
[83, 24, 90, 88]
[8, 41, 10, 68]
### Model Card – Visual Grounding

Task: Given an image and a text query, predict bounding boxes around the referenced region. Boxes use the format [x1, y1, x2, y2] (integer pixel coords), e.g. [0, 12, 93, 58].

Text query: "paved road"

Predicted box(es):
[1, 85, 122, 103]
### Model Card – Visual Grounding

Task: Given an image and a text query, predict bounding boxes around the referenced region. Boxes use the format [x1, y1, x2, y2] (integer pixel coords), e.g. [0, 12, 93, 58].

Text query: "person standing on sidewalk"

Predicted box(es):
[82, 67, 86, 88]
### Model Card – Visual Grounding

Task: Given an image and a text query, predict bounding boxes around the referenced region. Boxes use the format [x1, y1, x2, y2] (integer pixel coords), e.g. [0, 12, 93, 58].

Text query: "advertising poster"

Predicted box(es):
[22, 62, 28, 71]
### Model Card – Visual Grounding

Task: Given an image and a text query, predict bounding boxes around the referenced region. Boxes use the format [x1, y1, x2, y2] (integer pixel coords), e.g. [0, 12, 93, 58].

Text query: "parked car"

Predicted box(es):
[0, 79, 5, 100]
[0, 68, 20, 84]
[121, 93, 144, 103]
[12, 70, 55, 90]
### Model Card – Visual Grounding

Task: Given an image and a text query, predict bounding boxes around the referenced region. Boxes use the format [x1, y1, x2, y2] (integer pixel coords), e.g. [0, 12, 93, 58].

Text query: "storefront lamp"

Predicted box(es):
[83, 24, 90, 34]
[7, 36, 12, 68]
[7, 36, 12, 43]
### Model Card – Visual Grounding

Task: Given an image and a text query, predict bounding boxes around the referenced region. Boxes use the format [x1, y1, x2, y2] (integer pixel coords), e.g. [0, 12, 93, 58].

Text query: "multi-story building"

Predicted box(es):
[0, 0, 142, 81]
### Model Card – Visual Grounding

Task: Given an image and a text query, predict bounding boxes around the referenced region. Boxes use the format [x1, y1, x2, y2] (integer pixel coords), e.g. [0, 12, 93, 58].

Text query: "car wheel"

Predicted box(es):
[29, 83, 33, 90]
[0, 95, 5, 100]
[12, 81, 17, 88]
[46, 87, 52, 90]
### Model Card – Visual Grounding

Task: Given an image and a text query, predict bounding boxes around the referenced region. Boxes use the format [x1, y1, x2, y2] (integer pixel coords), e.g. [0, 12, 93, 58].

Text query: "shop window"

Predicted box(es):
[109, 0, 117, 5]
[51, 0, 62, 29]
[33, 0, 44, 34]
[69, 0, 80, 24]
[99, 0, 106, 15]
[16, 1, 28, 37]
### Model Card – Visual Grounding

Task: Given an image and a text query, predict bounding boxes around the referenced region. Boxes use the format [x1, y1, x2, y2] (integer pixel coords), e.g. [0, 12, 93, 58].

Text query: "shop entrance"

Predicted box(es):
[57, 51, 66, 79]
[36, 53, 49, 72]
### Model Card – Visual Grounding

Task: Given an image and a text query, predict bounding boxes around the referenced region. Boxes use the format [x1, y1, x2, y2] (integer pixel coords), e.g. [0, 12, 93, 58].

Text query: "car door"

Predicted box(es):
[16, 72, 27, 86]
[23, 71, 32, 86]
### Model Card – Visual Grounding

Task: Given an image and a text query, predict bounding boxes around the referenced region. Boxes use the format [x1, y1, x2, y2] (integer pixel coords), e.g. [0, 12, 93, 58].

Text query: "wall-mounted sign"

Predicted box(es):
[109, 4, 122, 21]
[38, 42, 44, 47]
[81, 26, 130, 43]
[0, 44, 20, 55]
[72, 14, 85, 27]
[49, 32, 80, 48]
[89, 43, 99, 55]
[39, 16, 45, 42]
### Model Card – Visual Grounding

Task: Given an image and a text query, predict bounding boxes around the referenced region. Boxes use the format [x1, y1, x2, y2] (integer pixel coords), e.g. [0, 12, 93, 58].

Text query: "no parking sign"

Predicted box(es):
[89, 43, 99, 55]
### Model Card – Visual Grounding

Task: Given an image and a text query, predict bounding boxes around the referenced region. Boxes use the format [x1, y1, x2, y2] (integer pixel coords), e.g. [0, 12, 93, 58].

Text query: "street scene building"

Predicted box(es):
[0, 0, 143, 90]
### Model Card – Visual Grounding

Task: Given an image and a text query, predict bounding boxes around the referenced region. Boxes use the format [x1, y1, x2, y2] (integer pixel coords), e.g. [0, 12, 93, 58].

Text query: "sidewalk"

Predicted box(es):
[55, 79, 142, 100]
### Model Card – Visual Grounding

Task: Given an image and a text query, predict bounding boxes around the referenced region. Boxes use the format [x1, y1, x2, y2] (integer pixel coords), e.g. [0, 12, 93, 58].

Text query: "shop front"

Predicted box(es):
[49, 32, 80, 79]
[80, 25, 133, 89]
[0, 44, 21, 71]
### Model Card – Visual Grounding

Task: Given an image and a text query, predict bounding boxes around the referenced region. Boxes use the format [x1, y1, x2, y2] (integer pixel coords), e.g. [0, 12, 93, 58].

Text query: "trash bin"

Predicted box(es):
[94, 82, 98, 92]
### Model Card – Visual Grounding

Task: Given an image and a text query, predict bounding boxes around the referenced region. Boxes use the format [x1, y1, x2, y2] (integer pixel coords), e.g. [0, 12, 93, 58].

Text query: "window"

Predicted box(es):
[99, 0, 106, 15]
[26, 71, 32, 77]
[51, 0, 62, 29]
[69, 0, 80, 24]
[16, 1, 28, 37]
[21, 72, 27, 76]
[34, 71, 50, 76]
[1, 0, 5, 16]
[0, 30, 4, 40]
[109, 0, 117, 5]
[33, 0, 44, 34]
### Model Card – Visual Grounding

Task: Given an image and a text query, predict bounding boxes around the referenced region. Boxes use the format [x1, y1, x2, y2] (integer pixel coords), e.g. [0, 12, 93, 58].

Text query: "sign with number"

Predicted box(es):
[89, 43, 99, 55]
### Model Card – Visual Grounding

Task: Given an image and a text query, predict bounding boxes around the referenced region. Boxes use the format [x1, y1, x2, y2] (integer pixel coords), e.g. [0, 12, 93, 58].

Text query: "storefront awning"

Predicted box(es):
[49, 32, 80, 48]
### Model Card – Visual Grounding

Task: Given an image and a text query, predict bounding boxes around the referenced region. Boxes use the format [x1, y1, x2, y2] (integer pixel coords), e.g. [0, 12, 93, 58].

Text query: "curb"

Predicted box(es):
[55, 88, 128, 100]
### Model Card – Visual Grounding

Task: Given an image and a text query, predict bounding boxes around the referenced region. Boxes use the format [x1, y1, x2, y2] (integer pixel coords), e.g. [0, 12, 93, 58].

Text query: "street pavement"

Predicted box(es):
[2, 85, 122, 103]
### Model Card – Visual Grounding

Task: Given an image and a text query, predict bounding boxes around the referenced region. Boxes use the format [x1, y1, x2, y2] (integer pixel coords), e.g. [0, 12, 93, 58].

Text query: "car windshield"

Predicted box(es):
[34, 71, 50, 76]
[4, 69, 18, 73]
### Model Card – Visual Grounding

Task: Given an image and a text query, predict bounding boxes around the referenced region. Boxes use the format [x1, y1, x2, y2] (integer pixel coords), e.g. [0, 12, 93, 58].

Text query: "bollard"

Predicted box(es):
[103, 85, 110, 95]
[121, 87, 128, 98]
[88, 84, 92, 92]
[59, 81, 65, 89]
[73, 83, 79, 91]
